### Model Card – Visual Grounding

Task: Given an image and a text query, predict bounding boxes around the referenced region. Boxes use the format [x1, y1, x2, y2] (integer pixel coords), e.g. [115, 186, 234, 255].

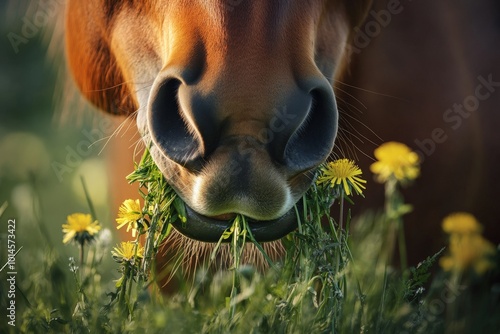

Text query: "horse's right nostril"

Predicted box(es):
[283, 82, 338, 173]
[148, 78, 207, 172]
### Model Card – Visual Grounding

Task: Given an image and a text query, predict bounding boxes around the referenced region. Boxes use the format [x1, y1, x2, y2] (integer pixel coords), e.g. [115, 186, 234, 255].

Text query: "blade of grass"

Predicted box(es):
[80, 176, 98, 222]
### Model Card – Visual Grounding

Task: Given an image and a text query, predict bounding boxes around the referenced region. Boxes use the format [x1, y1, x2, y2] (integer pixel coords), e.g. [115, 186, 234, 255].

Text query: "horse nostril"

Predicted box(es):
[282, 82, 338, 174]
[148, 78, 207, 172]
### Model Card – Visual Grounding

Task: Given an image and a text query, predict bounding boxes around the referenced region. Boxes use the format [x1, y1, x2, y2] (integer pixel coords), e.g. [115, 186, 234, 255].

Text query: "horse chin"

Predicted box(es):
[171, 203, 301, 243]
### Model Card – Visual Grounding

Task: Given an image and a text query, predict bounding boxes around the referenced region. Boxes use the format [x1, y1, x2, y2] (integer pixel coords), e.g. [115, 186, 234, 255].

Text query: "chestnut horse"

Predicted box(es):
[65, 0, 500, 279]
[65, 1, 372, 244]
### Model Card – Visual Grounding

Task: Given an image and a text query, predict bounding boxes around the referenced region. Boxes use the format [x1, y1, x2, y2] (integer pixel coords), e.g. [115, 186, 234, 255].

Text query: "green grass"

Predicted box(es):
[1, 149, 499, 334]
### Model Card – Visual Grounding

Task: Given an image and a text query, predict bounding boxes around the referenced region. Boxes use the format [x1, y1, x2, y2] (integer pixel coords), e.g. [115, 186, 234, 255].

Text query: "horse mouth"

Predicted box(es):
[171, 203, 300, 243]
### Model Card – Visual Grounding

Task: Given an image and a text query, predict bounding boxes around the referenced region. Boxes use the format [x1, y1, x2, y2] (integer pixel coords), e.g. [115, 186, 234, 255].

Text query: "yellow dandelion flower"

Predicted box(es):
[317, 159, 367, 196]
[370, 141, 420, 183]
[439, 233, 495, 275]
[442, 212, 482, 234]
[439, 213, 496, 275]
[111, 241, 144, 263]
[62, 213, 101, 244]
[116, 199, 144, 237]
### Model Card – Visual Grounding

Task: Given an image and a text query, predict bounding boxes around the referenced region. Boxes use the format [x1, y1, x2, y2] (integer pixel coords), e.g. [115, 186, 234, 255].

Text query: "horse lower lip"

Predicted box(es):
[208, 213, 238, 221]
[171, 204, 300, 243]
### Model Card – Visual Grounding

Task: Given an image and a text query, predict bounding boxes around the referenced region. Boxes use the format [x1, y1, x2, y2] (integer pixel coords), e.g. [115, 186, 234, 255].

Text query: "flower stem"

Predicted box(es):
[339, 192, 345, 232]
[142, 209, 158, 284]
[336, 192, 345, 285]
[119, 263, 131, 313]
[383, 179, 397, 266]
[80, 242, 84, 266]
[397, 218, 408, 275]
[79, 242, 85, 281]
[384, 177, 408, 274]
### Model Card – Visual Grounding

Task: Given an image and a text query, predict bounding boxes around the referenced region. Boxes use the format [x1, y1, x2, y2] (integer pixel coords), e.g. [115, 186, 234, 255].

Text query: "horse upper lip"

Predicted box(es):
[171, 203, 300, 243]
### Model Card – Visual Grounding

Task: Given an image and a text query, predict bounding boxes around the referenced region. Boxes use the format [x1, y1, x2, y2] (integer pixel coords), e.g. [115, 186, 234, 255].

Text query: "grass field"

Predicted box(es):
[1, 143, 499, 333]
[1, 2, 499, 332]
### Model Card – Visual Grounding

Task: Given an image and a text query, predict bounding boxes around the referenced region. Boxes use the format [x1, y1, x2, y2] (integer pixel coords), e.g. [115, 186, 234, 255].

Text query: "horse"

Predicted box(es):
[64, 0, 500, 283]
[64, 0, 374, 283]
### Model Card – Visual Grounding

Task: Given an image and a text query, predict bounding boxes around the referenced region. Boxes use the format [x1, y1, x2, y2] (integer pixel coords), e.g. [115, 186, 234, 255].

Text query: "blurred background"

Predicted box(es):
[338, 0, 500, 265]
[0, 0, 117, 305]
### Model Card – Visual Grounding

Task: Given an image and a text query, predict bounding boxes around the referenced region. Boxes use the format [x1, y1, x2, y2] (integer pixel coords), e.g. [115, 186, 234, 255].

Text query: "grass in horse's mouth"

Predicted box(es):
[124, 147, 302, 243]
